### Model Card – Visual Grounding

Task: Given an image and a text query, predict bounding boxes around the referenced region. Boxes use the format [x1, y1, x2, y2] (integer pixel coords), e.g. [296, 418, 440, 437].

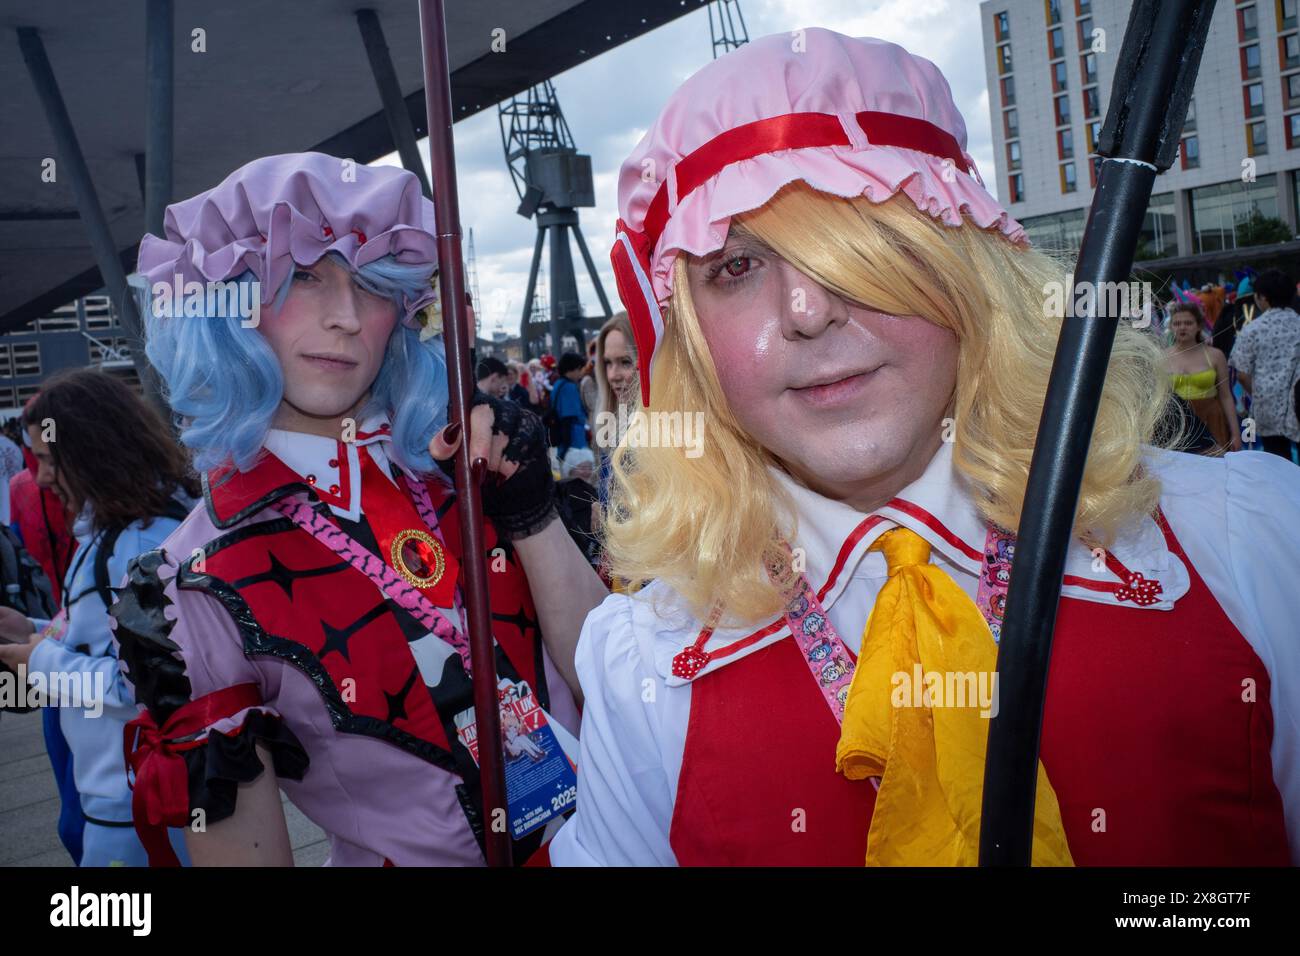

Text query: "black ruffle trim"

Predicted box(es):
[183, 709, 309, 825]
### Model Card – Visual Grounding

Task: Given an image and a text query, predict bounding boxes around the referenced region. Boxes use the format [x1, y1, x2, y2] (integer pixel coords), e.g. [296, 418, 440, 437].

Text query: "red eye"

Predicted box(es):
[722, 256, 751, 277]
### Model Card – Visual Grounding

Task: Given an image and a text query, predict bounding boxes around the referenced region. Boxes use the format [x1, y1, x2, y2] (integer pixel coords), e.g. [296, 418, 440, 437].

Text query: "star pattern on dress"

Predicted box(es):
[384, 666, 420, 724]
[317, 601, 390, 663]
[493, 603, 540, 640]
[233, 551, 350, 602]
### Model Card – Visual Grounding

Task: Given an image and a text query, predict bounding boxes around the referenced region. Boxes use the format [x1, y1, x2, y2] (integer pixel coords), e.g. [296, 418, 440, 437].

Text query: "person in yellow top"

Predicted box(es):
[1166, 301, 1241, 453]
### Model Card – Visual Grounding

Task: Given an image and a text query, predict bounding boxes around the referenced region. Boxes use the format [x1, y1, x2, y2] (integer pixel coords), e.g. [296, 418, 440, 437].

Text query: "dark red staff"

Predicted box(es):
[417, 0, 512, 867]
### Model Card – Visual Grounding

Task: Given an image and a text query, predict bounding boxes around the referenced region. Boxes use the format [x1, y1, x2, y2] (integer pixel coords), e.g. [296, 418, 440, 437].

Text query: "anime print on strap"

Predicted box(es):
[269, 491, 473, 674]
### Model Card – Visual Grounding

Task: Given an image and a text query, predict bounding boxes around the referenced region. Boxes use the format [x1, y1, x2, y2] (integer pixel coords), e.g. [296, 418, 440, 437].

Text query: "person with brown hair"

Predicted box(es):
[0, 368, 199, 866]
[1165, 300, 1241, 453]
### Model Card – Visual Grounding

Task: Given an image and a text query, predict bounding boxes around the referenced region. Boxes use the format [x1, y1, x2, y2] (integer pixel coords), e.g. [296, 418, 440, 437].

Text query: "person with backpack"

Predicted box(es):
[549, 352, 590, 462]
[0, 369, 199, 866]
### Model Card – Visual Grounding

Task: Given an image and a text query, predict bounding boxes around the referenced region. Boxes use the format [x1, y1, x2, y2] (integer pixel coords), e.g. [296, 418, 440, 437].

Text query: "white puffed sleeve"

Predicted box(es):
[1221, 451, 1300, 861]
[549, 590, 680, 866]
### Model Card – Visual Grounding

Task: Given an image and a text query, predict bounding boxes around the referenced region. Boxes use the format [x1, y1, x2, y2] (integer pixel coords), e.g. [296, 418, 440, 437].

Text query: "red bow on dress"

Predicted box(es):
[123, 682, 263, 867]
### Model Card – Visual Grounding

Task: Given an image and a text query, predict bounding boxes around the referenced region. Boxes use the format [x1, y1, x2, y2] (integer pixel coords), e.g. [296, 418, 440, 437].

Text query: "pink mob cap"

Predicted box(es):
[136, 152, 439, 327]
[611, 28, 1027, 405]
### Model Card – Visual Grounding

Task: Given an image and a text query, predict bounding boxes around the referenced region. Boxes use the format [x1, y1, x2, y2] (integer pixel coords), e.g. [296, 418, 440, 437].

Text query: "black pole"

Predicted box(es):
[144, 0, 173, 239]
[17, 26, 166, 415]
[572, 223, 613, 319]
[979, 0, 1216, 866]
[520, 227, 545, 352]
[357, 8, 433, 199]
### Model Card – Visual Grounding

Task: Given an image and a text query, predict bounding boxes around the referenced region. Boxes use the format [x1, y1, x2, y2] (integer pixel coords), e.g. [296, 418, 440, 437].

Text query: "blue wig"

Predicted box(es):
[141, 252, 447, 475]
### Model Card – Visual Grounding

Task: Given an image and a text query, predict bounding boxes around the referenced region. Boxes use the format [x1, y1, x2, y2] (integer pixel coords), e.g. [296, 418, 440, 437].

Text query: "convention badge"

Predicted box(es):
[39, 609, 68, 643]
[453, 678, 579, 840]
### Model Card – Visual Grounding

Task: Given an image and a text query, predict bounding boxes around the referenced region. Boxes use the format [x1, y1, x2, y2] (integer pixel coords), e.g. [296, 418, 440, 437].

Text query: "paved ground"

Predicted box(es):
[0, 709, 328, 866]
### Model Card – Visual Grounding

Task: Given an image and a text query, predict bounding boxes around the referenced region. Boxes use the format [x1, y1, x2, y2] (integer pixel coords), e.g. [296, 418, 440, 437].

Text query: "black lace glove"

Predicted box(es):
[437, 391, 559, 540]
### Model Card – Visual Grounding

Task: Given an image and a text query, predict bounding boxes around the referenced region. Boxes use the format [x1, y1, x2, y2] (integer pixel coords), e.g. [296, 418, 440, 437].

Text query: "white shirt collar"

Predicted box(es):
[262, 409, 400, 522]
[649, 441, 1190, 686]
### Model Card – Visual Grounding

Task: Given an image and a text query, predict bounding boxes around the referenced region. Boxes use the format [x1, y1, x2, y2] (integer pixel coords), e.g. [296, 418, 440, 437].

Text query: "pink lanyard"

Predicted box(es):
[780, 526, 1012, 725]
[269, 473, 474, 675]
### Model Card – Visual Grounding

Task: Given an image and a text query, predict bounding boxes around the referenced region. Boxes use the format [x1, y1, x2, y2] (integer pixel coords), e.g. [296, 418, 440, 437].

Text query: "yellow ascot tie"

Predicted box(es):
[835, 527, 1074, 867]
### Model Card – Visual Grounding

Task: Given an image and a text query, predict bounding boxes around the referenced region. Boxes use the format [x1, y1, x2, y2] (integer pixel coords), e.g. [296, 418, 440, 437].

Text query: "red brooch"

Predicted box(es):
[322, 224, 334, 239]
[671, 646, 710, 680]
[353, 229, 367, 244]
[1115, 571, 1161, 606]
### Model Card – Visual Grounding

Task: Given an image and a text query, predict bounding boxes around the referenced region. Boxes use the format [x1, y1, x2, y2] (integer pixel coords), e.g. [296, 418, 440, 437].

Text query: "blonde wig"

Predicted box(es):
[603, 181, 1171, 624]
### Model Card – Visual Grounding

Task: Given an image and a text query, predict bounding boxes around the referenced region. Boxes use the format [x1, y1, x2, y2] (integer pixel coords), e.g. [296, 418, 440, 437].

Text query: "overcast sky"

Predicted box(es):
[377, 0, 992, 338]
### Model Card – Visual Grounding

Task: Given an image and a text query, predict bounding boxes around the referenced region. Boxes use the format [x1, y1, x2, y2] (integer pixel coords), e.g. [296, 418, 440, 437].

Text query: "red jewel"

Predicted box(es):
[329, 484, 340, 495]
[328, 458, 339, 468]
[323, 224, 333, 238]
[306, 474, 316, 485]
[671, 647, 710, 680]
[353, 229, 367, 244]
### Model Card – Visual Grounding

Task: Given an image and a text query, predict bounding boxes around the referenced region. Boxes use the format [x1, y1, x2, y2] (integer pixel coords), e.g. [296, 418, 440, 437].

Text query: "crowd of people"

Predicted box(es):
[0, 29, 1296, 870]
[1158, 268, 1300, 463]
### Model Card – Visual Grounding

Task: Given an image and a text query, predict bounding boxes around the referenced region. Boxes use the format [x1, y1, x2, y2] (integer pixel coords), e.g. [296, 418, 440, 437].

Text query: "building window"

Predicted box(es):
[1282, 0, 1298, 30]
[0, 345, 10, 378]
[998, 43, 1013, 74]
[1076, 0, 1091, 14]
[1048, 26, 1065, 59]
[1059, 127, 1075, 159]
[1004, 108, 1020, 137]
[36, 313, 79, 333]
[1046, 0, 1062, 25]
[1248, 120, 1269, 155]
[1001, 75, 1016, 106]
[1288, 111, 1300, 147]
[1090, 155, 1103, 188]
[1007, 140, 1022, 170]
[995, 10, 1011, 41]
[1240, 4, 1259, 41]
[1284, 33, 1300, 69]
[1244, 43, 1262, 79]
[1190, 177, 1280, 252]
[1286, 73, 1300, 108]
[1136, 192, 1179, 259]
[1055, 93, 1072, 125]
[1053, 60, 1069, 91]
[15, 384, 40, 405]
[1083, 86, 1100, 118]
[1246, 82, 1266, 117]
[11, 343, 40, 377]
[1078, 17, 1094, 50]
[1087, 119, 1102, 152]
[1183, 96, 1197, 133]
[1181, 134, 1200, 168]
[1061, 162, 1078, 193]
[1021, 207, 1087, 255]
[1010, 173, 1025, 203]
[0, 387, 14, 410]
[1081, 52, 1097, 84]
